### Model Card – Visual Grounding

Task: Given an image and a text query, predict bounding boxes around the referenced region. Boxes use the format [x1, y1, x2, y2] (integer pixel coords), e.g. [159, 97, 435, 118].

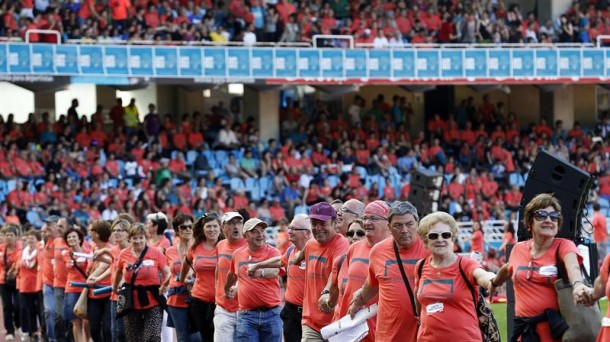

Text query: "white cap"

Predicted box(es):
[222, 212, 244, 224]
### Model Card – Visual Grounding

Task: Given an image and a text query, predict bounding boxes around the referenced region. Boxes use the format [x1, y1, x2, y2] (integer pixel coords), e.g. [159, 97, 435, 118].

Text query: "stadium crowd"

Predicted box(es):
[0, 0, 608, 45]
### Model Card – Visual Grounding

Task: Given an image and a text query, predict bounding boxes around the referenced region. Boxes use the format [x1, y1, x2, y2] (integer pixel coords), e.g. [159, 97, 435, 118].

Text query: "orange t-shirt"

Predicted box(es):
[42, 238, 54, 286]
[471, 230, 484, 253]
[593, 212, 608, 243]
[165, 245, 188, 308]
[302, 234, 350, 332]
[36, 242, 44, 292]
[117, 247, 167, 310]
[110, 244, 127, 301]
[53, 238, 69, 288]
[17, 246, 39, 293]
[64, 247, 91, 294]
[338, 241, 376, 341]
[0, 244, 22, 285]
[415, 256, 482, 342]
[598, 254, 610, 342]
[230, 244, 282, 311]
[330, 254, 348, 322]
[150, 236, 171, 253]
[508, 239, 581, 341]
[188, 243, 217, 303]
[215, 239, 247, 312]
[89, 242, 113, 299]
[369, 237, 428, 342]
[281, 246, 306, 306]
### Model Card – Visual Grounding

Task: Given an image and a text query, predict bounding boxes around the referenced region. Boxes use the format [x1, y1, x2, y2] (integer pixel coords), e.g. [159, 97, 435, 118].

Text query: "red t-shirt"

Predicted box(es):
[302, 234, 350, 332]
[117, 247, 167, 310]
[150, 236, 171, 253]
[415, 256, 483, 342]
[230, 244, 282, 310]
[18, 246, 40, 293]
[368, 237, 428, 342]
[600, 254, 610, 320]
[166, 245, 188, 308]
[508, 239, 581, 341]
[53, 238, 69, 288]
[89, 242, 112, 299]
[593, 212, 608, 243]
[64, 247, 91, 293]
[42, 238, 55, 286]
[188, 243, 217, 303]
[471, 230, 484, 254]
[281, 246, 306, 306]
[215, 239, 247, 312]
[110, 244, 126, 301]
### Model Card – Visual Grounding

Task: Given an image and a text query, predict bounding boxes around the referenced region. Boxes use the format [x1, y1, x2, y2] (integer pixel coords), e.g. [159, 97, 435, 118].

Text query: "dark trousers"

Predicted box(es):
[189, 298, 216, 342]
[20, 292, 40, 335]
[280, 301, 303, 342]
[54, 287, 72, 342]
[1, 282, 21, 335]
[88, 297, 111, 342]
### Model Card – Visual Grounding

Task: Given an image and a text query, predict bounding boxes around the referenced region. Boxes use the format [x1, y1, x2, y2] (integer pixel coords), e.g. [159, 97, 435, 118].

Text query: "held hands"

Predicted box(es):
[572, 282, 596, 306]
[246, 264, 259, 277]
[86, 276, 98, 286]
[318, 293, 333, 314]
[225, 285, 237, 299]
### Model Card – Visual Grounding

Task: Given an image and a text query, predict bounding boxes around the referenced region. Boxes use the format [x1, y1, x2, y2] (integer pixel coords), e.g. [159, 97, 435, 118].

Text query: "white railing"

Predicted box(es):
[65, 38, 312, 48]
[312, 34, 354, 48]
[25, 29, 61, 44]
[597, 35, 610, 47]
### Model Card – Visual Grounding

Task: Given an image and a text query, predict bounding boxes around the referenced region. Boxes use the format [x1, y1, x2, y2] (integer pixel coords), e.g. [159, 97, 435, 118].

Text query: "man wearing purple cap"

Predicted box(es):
[291, 202, 349, 341]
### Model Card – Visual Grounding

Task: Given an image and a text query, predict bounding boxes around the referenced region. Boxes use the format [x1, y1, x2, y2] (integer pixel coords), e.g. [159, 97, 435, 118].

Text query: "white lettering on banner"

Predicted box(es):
[583, 57, 592, 69]
[203, 56, 214, 68]
[0, 75, 54, 82]
[416, 58, 427, 70]
[276, 57, 285, 69]
[345, 58, 354, 70]
[512, 58, 522, 69]
[370, 58, 379, 70]
[536, 58, 546, 69]
[193, 77, 255, 84]
[228, 56, 237, 69]
[560, 57, 569, 69]
[79, 55, 91, 67]
[32, 53, 42, 67]
[55, 54, 66, 67]
[321, 58, 331, 70]
[8, 52, 18, 65]
[251, 57, 261, 69]
[297, 58, 307, 69]
[465, 58, 475, 70]
[155, 56, 165, 68]
[105, 55, 116, 68]
[489, 58, 499, 69]
[179, 56, 189, 68]
[441, 58, 451, 70]
[130, 55, 140, 68]
[392, 58, 403, 70]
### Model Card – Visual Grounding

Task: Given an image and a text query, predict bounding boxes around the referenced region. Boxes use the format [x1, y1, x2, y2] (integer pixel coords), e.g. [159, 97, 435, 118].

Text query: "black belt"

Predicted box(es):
[251, 305, 279, 312]
[284, 301, 303, 313]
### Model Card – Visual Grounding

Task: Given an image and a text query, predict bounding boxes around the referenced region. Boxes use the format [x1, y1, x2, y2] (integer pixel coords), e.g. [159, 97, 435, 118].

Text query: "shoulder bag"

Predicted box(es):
[116, 245, 148, 318]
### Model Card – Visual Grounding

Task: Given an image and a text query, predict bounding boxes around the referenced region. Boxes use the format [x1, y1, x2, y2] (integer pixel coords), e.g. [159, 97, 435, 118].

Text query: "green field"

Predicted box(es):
[491, 299, 608, 341]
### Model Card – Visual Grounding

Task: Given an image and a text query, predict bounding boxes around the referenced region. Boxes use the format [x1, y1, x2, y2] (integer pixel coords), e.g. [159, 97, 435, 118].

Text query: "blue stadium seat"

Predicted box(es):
[328, 175, 340, 188]
[356, 166, 367, 179]
[245, 178, 256, 193]
[26, 210, 43, 228]
[186, 150, 198, 167]
[294, 205, 309, 216]
[124, 178, 134, 189]
[215, 150, 229, 165]
[259, 176, 272, 196]
[108, 178, 118, 189]
[250, 182, 262, 202]
[117, 160, 126, 177]
[202, 150, 216, 169]
[6, 179, 17, 193]
[0, 180, 7, 194]
[230, 177, 245, 191]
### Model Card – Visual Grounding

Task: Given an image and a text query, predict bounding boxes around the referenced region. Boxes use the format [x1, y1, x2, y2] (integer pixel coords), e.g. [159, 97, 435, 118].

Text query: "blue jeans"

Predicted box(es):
[168, 306, 202, 342]
[43, 285, 56, 341]
[236, 307, 282, 342]
[111, 300, 126, 342]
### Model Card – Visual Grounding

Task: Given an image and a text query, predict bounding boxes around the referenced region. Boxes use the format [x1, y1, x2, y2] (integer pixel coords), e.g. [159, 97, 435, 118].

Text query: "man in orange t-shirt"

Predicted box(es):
[226, 218, 283, 341]
[214, 212, 247, 341]
[53, 217, 72, 342]
[41, 215, 60, 342]
[291, 202, 349, 341]
[349, 201, 429, 342]
[248, 214, 312, 342]
[593, 203, 609, 260]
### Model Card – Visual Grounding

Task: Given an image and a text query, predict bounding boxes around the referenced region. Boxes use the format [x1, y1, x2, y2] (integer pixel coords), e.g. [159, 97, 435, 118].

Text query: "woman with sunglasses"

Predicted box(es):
[346, 219, 366, 244]
[490, 193, 587, 341]
[414, 211, 496, 341]
[163, 213, 201, 342]
[180, 213, 223, 342]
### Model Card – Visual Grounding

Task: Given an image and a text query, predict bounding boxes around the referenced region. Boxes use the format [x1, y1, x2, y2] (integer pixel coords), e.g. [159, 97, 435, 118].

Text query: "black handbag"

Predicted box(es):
[116, 246, 148, 318]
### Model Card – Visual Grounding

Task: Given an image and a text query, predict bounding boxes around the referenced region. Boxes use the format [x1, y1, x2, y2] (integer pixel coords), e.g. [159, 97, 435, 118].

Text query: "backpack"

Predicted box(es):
[417, 257, 501, 342]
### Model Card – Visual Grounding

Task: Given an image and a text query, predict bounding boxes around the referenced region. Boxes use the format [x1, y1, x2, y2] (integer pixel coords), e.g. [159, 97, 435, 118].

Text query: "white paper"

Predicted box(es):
[72, 252, 93, 259]
[321, 303, 378, 342]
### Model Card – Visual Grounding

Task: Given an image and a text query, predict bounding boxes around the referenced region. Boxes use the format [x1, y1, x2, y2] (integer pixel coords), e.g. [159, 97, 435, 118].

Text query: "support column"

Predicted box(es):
[553, 85, 575, 128]
[176, 88, 205, 117]
[243, 87, 280, 142]
[572, 84, 597, 128]
[34, 91, 55, 120]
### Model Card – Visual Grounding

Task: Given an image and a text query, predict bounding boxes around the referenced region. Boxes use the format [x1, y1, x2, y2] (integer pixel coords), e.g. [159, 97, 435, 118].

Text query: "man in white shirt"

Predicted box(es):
[243, 23, 257, 46]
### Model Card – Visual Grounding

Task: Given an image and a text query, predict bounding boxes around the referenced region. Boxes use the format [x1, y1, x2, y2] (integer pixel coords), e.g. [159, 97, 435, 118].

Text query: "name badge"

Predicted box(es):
[76, 257, 86, 263]
[142, 259, 155, 266]
[426, 302, 444, 315]
[539, 265, 558, 276]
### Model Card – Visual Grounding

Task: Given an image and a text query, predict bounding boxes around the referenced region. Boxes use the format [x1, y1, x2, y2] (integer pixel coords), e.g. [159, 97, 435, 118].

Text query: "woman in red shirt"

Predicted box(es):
[87, 220, 113, 342]
[147, 212, 171, 253]
[1, 224, 22, 340]
[180, 213, 222, 342]
[62, 228, 90, 342]
[18, 229, 43, 342]
[113, 223, 171, 342]
[162, 213, 201, 342]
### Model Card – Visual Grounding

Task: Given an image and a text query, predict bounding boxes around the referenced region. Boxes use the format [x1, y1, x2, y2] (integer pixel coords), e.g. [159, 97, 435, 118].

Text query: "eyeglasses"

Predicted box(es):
[340, 207, 359, 216]
[534, 210, 561, 222]
[179, 224, 193, 230]
[288, 226, 310, 232]
[362, 216, 387, 222]
[526, 259, 534, 280]
[427, 232, 453, 240]
[347, 230, 366, 237]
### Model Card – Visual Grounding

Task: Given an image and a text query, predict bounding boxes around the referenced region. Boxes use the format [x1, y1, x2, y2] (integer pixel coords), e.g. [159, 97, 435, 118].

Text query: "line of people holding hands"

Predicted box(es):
[0, 192, 609, 341]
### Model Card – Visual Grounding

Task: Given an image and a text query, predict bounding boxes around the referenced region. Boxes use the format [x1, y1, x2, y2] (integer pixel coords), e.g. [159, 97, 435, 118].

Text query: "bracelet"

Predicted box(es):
[261, 269, 265, 278]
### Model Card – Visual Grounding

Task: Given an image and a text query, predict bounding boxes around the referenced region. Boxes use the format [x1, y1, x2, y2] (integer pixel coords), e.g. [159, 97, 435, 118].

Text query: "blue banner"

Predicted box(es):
[416, 50, 439, 78]
[8, 44, 30, 73]
[155, 47, 178, 76]
[0, 44, 6, 73]
[105, 46, 129, 75]
[582, 49, 604, 77]
[559, 49, 581, 77]
[534, 50, 557, 77]
[345, 49, 367, 78]
[275, 49, 297, 78]
[369, 50, 391, 78]
[488, 50, 511, 78]
[512, 50, 534, 77]
[464, 50, 486, 77]
[441, 50, 463, 78]
[203, 48, 226, 77]
[392, 50, 415, 78]
[79, 46, 104, 74]
[298, 49, 320, 78]
[251, 48, 273, 78]
[55, 45, 78, 74]
[321, 50, 343, 78]
[228, 48, 250, 77]
[129, 47, 153, 76]
[31, 44, 54, 74]
[179, 48, 202, 76]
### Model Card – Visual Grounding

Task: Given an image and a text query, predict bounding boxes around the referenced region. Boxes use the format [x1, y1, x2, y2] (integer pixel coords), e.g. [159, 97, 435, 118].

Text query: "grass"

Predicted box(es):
[491, 299, 608, 341]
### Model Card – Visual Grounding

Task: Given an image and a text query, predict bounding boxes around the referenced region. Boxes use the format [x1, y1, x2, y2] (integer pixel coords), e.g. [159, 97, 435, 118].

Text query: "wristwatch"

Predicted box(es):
[321, 289, 330, 296]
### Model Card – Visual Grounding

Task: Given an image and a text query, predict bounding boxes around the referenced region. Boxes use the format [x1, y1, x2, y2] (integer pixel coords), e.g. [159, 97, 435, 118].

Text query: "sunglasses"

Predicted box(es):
[427, 232, 453, 240]
[179, 224, 193, 230]
[347, 230, 366, 237]
[288, 226, 309, 232]
[533, 210, 561, 222]
[526, 259, 534, 280]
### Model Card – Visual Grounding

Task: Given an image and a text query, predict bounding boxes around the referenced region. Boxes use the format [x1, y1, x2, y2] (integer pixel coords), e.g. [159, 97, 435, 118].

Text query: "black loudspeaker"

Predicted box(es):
[408, 169, 444, 217]
[411, 169, 445, 189]
[518, 149, 593, 240]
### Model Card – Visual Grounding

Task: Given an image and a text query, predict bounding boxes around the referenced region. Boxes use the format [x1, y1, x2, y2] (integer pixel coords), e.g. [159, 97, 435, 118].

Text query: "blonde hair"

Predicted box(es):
[417, 211, 458, 244]
[128, 223, 149, 239]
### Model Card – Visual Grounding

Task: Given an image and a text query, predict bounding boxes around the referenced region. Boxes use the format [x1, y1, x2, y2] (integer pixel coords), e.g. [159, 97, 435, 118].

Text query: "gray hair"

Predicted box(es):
[344, 199, 365, 216]
[292, 213, 312, 230]
[388, 201, 419, 223]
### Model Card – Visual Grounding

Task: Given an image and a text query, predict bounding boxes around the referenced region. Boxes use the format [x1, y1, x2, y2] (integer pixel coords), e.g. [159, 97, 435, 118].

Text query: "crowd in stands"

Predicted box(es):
[0, 0, 608, 46]
[0, 89, 609, 236]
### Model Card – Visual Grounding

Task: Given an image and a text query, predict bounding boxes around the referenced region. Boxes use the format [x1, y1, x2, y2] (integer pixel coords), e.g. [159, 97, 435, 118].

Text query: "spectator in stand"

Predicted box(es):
[123, 98, 140, 137]
[592, 203, 609, 261]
